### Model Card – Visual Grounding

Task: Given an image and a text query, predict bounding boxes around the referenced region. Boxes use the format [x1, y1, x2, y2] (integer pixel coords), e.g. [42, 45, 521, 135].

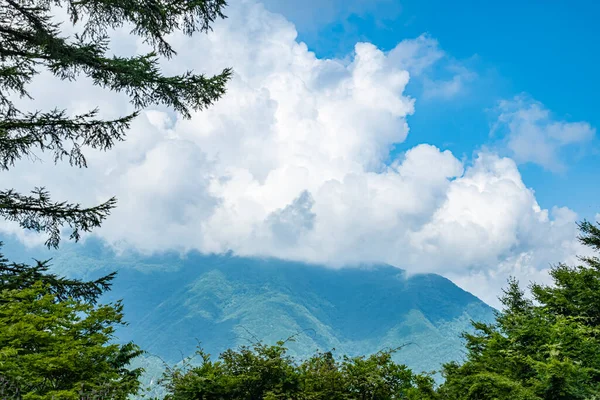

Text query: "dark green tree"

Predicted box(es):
[0, 0, 231, 248]
[530, 221, 600, 326]
[0, 244, 143, 399]
[438, 219, 600, 400]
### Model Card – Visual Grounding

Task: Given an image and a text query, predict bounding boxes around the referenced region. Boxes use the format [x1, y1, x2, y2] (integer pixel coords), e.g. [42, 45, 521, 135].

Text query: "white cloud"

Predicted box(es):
[0, 0, 588, 307]
[387, 34, 476, 100]
[422, 65, 476, 99]
[387, 35, 445, 76]
[492, 95, 596, 172]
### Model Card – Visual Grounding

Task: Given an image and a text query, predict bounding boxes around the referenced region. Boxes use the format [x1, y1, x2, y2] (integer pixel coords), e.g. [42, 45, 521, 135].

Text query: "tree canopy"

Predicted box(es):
[160, 342, 438, 400]
[0, 243, 143, 399]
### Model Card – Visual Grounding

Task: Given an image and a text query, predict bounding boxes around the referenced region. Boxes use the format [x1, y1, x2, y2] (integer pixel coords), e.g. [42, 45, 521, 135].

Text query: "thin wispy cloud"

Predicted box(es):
[491, 95, 596, 172]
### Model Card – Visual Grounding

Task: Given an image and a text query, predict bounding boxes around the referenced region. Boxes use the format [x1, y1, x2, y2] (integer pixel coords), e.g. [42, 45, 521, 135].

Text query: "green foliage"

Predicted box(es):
[0, 247, 143, 399]
[439, 219, 600, 400]
[0, 0, 231, 247]
[440, 369, 538, 400]
[530, 220, 600, 326]
[160, 342, 438, 400]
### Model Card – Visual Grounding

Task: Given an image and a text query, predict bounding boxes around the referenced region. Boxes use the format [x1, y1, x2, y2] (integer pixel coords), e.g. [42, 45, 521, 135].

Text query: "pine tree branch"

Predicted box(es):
[0, 65, 34, 103]
[578, 220, 600, 252]
[0, 108, 136, 169]
[577, 219, 600, 271]
[0, 245, 116, 304]
[2, 0, 232, 117]
[64, 0, 228, 58]
[0, 188, 117, 248]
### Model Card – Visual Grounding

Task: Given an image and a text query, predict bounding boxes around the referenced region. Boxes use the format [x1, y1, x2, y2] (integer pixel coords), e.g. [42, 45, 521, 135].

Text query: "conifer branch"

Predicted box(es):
[0, 188, 117, 248]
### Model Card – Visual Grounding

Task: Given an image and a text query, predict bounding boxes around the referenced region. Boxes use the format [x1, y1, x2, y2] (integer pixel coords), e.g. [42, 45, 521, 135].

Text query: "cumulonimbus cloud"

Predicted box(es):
[0, 0, 589, 306]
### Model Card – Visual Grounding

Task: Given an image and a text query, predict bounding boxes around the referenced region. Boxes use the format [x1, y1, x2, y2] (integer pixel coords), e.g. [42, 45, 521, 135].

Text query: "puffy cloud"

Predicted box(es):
[0, 0, 587, 307]
[446, 205, 584, 306]
[491, 95, 596, 172]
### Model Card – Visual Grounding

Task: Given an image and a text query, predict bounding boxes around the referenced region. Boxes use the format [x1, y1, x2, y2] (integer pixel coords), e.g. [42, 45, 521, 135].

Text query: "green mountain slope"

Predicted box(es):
[101, 254, 495, 375]
[1, 237, 495, 388]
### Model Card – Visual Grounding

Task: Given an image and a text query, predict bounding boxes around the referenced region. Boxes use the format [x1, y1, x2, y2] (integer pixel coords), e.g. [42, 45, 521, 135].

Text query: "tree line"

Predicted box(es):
[1, 0, 599, 398]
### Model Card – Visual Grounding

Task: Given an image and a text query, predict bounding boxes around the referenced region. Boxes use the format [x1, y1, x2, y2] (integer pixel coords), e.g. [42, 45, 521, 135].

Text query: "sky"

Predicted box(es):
[2, 0, 599, 307]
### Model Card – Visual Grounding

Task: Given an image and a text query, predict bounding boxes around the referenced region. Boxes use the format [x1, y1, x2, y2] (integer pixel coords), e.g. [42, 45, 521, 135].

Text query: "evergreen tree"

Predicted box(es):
[0, 0, 231, 248]
[530, 220, 600, 326]
[0, 244, 143, 399]
[439, 219, 600, 400]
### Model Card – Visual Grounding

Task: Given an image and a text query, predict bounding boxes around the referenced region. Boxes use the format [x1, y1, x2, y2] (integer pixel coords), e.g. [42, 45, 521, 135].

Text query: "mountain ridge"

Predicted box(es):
[0, 236, 495, 376]
[100, 252, 495, 376]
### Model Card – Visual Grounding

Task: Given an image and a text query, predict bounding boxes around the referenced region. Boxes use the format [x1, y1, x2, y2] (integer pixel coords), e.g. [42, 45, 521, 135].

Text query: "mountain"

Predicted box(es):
[1, 237, 496, 384]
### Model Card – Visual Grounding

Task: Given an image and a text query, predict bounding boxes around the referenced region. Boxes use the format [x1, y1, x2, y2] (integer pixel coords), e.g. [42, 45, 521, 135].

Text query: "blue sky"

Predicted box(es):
[264, 0, 600, 220]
